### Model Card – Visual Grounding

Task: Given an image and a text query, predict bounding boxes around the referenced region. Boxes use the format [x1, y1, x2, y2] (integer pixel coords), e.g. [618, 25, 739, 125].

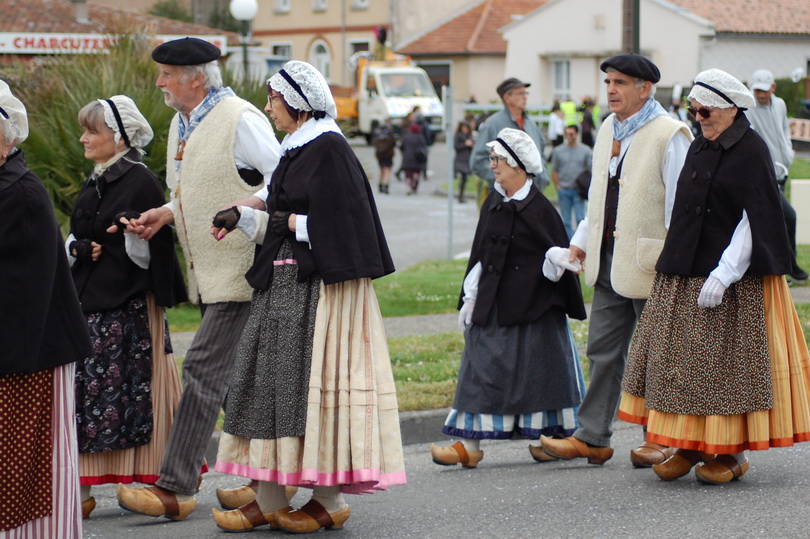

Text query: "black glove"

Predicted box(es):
[70, 239, 95, 263]
[212, 206, 241, 231]
[111, 210, 141, 232]
[271, 211, 293, 236]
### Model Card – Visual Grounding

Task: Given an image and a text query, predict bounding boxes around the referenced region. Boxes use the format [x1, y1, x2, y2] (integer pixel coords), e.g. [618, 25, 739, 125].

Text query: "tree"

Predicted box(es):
[148, 0, 193, 23]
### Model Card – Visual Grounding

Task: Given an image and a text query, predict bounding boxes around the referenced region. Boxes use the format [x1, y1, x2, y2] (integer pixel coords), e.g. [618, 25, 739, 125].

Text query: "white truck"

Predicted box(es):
[333, 53, 444, 143]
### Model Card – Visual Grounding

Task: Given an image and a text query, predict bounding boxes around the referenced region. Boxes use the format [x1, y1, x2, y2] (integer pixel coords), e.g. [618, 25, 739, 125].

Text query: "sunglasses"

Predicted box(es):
[687, 106, 713, 119]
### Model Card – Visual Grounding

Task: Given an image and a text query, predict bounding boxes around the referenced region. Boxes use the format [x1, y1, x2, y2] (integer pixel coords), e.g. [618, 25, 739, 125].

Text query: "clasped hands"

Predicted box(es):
[543, 246, 584, 282]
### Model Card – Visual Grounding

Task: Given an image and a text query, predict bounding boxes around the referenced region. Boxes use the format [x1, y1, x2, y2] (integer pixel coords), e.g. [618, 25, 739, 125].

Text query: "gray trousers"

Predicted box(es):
[155, 301, 251, 495]
[573, 247, 646, 447]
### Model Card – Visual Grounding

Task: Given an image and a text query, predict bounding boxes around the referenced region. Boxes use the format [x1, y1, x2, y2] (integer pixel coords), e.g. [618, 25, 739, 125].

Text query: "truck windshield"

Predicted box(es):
[380, 73, 435, 98]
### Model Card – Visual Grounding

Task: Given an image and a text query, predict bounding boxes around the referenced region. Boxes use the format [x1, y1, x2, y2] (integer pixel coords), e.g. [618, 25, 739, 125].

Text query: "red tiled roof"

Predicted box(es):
[662, 0, 809, 35]
[398, 0, 547, 55]
[0, 0, 238, 42]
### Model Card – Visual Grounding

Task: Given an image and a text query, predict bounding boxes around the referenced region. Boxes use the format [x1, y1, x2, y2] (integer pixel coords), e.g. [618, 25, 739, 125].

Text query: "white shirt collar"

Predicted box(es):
[494, 178, 533, 201]
[280, 117, 343, 154]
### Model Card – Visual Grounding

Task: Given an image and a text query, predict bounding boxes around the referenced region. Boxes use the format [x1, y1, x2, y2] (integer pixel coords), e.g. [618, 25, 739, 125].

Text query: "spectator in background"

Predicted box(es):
[745, 68, 808, 282]
[454, 121, 474, 203]
[372, 119, 396, 194]
[400, 122, 428, 195]
[579, 98, 597, 148]
[470, 77, 549, 199]
[551, 125, 592, 238]
[547, 101, 566, 149]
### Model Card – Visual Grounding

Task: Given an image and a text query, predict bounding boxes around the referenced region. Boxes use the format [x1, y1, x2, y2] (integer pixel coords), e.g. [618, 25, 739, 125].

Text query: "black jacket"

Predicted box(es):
[246, 132, 394, 289]
[0, 151, 92, 374]
[656, 114, 792, 277]
[462, 184, 586, 326]
[69, 148, 187, 312]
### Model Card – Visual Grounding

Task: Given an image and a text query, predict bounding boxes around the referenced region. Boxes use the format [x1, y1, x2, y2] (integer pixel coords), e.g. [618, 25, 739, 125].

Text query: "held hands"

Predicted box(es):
[542, 246, 582, 282]
[697, 276, 727, 308]
[211, 206, 241, 240]
[458, 301, 475, 331]
[107, 207, 172, 240]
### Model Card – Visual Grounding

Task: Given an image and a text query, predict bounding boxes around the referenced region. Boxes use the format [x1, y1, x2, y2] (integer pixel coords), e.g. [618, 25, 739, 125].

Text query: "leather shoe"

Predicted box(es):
[539, 435, 613, 465]
[116, 483, 197, 520]
[430, 441, 484, 468]
[212, 500, 292, 532]
[528, 443, 559, 463]
[630, 441, 677, 468]
[695, 454, 750, 485]
[652, 449, 714, 481]
[82, 497, 95, 519]
[276, 499, 351, 533]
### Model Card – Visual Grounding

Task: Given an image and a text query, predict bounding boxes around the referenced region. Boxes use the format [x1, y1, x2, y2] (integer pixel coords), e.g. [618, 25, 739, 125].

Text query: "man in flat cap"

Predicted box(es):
[116, 36, 281, 520]
[541, 53, 692, 467]
[470, 77, 549, 198]
[745, 68, 808, 283]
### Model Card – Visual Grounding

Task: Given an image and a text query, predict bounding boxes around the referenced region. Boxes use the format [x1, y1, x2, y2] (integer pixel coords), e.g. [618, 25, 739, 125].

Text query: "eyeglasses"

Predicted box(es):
[489, 155, 504, 164]
[687, 106, 713, 119]
[508, 90, 529, 96]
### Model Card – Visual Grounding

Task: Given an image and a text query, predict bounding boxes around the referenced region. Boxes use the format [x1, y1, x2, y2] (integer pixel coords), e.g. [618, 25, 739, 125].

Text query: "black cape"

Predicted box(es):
[462, 184, 586, 327]
[0, 151, 92, 374]
[70, 148, 187, 312]
[246, 131, 394, 289]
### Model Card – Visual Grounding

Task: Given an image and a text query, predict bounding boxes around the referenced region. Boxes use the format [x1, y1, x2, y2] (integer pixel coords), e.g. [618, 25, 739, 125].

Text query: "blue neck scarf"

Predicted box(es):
[612, 97, 667, 141]
[178, 86, 236, 142]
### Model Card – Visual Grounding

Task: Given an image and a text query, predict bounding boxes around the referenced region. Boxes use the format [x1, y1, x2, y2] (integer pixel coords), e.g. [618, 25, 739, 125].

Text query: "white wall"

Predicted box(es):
[503, 0, 712, 108]
[701, 36, 810, 83]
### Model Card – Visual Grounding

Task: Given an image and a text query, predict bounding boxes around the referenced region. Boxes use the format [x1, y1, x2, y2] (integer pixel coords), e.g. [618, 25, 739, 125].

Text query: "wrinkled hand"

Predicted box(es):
[70, 239, 102, 263]
[543, 246, 582, 282]
[271, 211, 294, 236]
[569, 245, 586, 266]
[109, 207, 172, 240]
[109, 210, 141, 234]
[212, 206, 241, 232]
[458, 301, 475, 331]
[697, 276, 726, 308]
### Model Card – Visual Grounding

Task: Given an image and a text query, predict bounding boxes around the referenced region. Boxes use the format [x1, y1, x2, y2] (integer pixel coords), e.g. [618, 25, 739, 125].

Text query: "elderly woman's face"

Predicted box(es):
[490, 151, 526, 196]
[689, 99, 736, 141]
[80, 122, 122, 164]
[265, 90, 298, 134]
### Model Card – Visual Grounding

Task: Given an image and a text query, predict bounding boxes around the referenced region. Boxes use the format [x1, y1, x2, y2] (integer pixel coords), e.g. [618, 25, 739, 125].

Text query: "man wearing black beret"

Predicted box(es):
[116, 36, 282, 520]
[540, 54, 693, 468]
[469, 77, 549, 197]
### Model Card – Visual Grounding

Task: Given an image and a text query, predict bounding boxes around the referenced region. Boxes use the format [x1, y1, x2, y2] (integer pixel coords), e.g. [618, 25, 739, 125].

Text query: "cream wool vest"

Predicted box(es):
[585, 114, 692, 299]
[167, 96, 269, 304]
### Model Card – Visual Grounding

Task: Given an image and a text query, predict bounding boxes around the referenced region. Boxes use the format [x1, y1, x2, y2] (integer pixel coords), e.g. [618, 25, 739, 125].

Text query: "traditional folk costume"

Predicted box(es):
[0, 82, 92, 537]
[618, 70, 810, 483]
[69, 109, 187, 490]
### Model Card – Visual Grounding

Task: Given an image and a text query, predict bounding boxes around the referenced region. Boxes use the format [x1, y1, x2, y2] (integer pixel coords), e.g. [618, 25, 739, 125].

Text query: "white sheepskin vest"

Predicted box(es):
[586, 114, 692, 299]
[167, 96, 266, 304]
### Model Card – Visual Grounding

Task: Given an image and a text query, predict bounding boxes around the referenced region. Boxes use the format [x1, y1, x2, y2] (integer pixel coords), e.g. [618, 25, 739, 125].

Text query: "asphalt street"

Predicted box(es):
[82, 137, 810, 538]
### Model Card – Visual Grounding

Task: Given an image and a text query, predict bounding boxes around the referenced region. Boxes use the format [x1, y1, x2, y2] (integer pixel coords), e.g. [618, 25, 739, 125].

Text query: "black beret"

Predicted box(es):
[152, 37, 221, 66]
[600, 53, 660, 83]
[497, 77, 531, 98]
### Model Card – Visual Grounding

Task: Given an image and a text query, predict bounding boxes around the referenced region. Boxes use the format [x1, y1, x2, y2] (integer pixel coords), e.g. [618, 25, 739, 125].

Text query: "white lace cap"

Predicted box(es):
[268, 60, 337, 119]
[688, 68, 755, 110]
[97, 95, 154, 149]
[0, 80, 28, 144]
[485, 127, 543, 176]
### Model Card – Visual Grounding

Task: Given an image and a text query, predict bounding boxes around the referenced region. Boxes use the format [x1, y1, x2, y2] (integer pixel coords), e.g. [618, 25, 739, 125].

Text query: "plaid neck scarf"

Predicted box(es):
[178, 86, 236, 143]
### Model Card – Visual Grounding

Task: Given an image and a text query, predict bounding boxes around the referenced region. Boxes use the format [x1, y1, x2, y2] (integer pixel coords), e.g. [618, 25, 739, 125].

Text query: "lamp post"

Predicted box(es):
[229, 0, 258, 81]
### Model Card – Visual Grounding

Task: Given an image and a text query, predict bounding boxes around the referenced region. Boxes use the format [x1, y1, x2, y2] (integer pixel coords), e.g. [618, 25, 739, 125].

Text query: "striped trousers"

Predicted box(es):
[155, 301, 251, 495]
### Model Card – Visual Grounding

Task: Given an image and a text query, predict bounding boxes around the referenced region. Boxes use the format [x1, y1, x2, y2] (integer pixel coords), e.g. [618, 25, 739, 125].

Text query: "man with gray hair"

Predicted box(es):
[540, 54, 692, 467]
[116, 37, 280, 520]
[745, 68, 808, 282]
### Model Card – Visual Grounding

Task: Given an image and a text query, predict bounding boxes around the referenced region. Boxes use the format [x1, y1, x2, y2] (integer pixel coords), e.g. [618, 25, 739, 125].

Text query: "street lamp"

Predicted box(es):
[229, 0, 258, 81]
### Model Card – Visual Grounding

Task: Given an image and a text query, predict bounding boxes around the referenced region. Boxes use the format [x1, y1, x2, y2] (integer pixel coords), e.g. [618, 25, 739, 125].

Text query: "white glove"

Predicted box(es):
[543, 246, 582, 282]
[697, 276, 727, 308]
[458, 301, 475, 330]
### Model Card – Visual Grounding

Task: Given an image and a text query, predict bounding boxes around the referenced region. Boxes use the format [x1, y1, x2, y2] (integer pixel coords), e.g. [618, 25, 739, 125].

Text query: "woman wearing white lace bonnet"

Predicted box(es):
[430, 126, 587, 469]
[69, 94, 188, 519]
[617, 68, 810, 485]
[0, 79, 29, 162]
[211, 59, 404, 534]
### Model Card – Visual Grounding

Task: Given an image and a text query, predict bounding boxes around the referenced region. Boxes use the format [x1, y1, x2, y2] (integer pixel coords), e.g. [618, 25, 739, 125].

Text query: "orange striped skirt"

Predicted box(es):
[618, 275, 810, 453]
[79, 294, 183, 485]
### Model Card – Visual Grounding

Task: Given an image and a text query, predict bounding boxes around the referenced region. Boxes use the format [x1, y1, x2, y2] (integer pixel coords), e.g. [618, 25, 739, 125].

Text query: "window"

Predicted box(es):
[351, 0, 369, 10]
[274, 0, 290, 14]
[271, 43, 292, 58]
[309, 40, 331, 81]
[551, 59, 571, 102]
[312, 0, 327, 12]
[350, 41, 370, 56]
